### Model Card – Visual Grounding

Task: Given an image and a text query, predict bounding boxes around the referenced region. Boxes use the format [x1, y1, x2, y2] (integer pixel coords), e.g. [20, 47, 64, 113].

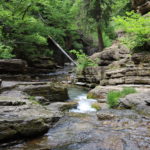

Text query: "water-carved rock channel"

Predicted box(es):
[0, 81, 150, 150]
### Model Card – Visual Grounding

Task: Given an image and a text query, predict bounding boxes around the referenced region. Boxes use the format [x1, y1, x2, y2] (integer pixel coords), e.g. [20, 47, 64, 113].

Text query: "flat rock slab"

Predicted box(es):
[0, 94, 60, 143]
[7, 109, 150, 150]
[87, 85, 150, 103]
[0, 81, 69, 143]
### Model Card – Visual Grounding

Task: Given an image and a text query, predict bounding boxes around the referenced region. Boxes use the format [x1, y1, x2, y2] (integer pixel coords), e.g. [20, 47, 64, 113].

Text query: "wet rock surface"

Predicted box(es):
[5, 109, 150, 150]
[0, 80, 150, 150]
[0, 81, 70, 143]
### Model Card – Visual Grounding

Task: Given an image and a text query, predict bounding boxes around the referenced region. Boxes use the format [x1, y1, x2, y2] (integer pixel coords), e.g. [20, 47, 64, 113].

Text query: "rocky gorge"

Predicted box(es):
[0, 0, 150, 149]
[0, 40, 150, 150]
[0, 58, 150, 150]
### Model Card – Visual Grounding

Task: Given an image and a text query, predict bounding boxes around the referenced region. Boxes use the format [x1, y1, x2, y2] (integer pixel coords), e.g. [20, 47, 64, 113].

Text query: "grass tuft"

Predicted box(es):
[107, 87, 137, 108]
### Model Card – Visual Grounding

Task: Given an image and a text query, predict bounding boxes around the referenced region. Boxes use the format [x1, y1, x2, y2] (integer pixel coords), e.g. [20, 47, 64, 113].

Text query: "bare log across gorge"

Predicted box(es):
[48, 36, 77, 66]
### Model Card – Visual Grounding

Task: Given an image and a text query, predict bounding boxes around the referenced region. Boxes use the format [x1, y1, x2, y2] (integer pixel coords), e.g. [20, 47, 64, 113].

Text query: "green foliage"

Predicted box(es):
[0, 43, 15, 59]
[112, 0, 131, 16]
[0, 0, 143, 61]
[0, 0, 81, 60]
[28, 96, 39, 105]
[91, 103, 101, 111]
[102, 32, 113, 47]
[121, 87, 137, 96]
[114, 11, 150, 50]
[107, 87, 137, 108]
[70, 50, 97, 74]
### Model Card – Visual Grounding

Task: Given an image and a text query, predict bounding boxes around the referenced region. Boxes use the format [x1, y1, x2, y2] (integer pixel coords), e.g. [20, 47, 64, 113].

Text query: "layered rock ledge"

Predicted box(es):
[77, 42, 150, 86]
[0, 81, 69, 144]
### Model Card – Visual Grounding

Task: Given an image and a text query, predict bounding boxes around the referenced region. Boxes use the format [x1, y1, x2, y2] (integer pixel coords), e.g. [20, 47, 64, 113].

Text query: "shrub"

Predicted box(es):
[107, 87, 136, 108]
[107, 91, 122, 108]
[121, 87, 137, 97]
[114, 11, 150, 50]
[70, 49, 97, 74]
[102, 32, 113, 48]
[0, 43, 15, 59]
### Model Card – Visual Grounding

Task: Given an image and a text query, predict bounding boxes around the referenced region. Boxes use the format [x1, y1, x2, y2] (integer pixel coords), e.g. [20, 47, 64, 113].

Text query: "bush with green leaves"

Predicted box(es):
[70, 50, 97, 74]
[114, 11, 150, 50]
[0, 43, 15, 59]
[107, 87, 137, 108]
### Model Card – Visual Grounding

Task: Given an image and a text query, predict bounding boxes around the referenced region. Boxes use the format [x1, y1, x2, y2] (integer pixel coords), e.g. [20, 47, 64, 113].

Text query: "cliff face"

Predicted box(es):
[76, 1, 150, 86]
[77, 42, 150, 86]
[132, 0, 150, 14]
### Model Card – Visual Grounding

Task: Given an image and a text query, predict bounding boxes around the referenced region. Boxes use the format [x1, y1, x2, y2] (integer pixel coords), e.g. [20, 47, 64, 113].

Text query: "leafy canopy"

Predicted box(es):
[114, 11, 150, 50]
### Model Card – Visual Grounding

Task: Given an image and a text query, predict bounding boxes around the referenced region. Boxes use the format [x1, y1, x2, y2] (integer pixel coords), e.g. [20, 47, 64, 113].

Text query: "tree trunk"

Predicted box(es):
[97, 23, 104, 51]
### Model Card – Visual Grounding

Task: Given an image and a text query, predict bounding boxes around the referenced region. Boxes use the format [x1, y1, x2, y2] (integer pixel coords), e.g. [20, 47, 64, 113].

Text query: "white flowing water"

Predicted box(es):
[68, 87, 97, 113]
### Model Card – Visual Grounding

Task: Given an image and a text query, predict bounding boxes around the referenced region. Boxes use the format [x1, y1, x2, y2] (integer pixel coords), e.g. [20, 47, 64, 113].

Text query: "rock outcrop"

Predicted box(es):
[0, 59, 28, 74]
[22, 84, 69, 104]
[7, 110, 150, 150]
[0, 81, 69, 143]
[132, 0, 150, 15]
[119, 92, 150, 115]
[0, 93, 59, 143]
[0, 57, 58, 75]
[77, 41, 150, 86]
[28, 57, 57, 73]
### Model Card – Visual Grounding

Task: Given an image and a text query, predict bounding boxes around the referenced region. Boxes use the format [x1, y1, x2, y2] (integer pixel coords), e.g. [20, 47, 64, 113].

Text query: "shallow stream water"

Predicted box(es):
[68, 87, 97, 113]
[1, 79, 150, 150]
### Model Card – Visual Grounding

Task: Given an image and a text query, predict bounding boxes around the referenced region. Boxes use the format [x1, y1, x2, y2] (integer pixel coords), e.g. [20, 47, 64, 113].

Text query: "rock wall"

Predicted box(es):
[77, 42, 150, 86]
[0, 59, 28, 74]
[0, 57, 57, 76]
[132, 0, 150, 15]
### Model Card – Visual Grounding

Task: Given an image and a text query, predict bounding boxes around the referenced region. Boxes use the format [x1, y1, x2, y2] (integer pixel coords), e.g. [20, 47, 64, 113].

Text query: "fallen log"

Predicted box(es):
[48, 36, 77, 66]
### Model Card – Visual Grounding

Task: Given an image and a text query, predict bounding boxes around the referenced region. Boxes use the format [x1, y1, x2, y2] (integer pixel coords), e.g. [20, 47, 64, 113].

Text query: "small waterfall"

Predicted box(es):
[68, 87, 97, 113]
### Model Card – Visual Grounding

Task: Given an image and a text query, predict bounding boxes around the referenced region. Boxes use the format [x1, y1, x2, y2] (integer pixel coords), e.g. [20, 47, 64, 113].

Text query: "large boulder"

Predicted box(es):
[0, 59, 28, 74]
[0, 94, 60, 143]
[87, 86, 123, 103]
[0, 81, 69, 143]
[28, 57, 57, 73]
[120, 92, 150, 115]
[90, 42, 130, 66]
[20, 83, 69, 104]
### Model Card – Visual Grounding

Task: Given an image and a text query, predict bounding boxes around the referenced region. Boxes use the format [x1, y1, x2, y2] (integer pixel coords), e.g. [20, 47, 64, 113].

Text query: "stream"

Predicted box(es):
[4, 86, 150, 150]
[0, 66, 150, 150]
[68, 87, 97, 113]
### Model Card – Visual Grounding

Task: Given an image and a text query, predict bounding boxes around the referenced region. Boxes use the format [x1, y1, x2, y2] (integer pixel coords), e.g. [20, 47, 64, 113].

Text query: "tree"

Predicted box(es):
[82, 0, 113, 51]
[0, 0, 80, 60]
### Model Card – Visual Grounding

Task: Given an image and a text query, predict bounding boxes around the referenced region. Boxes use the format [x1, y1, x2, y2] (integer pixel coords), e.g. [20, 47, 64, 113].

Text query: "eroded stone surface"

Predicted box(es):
[0, 81, 69, 143]
[5, 110, 150, 150]
[120, 92, 150, 115]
